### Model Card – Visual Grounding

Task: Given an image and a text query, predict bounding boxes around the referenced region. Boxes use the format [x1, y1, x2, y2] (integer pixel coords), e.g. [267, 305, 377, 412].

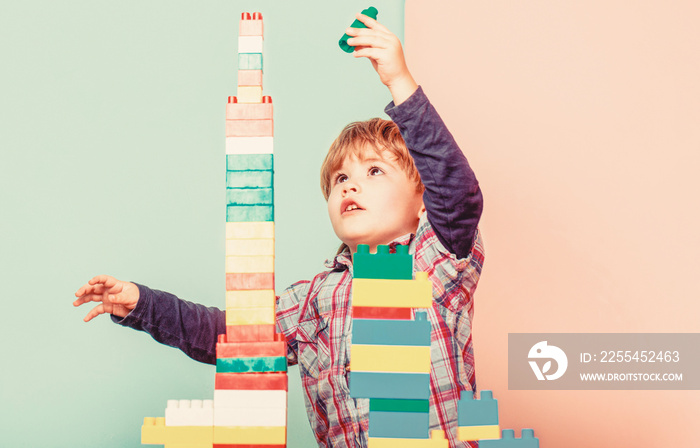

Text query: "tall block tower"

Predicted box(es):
[141, 12, 288, 448]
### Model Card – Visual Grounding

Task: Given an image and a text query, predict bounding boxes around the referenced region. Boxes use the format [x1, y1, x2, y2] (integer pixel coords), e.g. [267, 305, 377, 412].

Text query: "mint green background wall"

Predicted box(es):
[0, 1, 404, 446]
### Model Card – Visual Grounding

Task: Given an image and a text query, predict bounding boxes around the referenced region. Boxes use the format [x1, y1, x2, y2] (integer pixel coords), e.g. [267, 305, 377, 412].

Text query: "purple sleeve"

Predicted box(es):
[384, 86, 483, 259]
[111, 282, 226, 365]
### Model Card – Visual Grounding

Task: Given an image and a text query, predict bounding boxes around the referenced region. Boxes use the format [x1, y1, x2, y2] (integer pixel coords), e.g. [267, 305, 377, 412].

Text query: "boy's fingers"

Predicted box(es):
[83, 303, 105, 322]
[355, 13, 390, 33]
[347, 35, 389, 50]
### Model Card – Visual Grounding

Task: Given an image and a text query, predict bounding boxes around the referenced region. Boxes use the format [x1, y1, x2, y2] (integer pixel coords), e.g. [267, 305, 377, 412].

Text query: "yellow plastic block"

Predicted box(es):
[237, 86, 263, 103]
[352, 274, 432, 308]
[457, 425, 501, 441]
[226, 221, 274, 239]
[213, 425, 286, 444]
[226, 307, 275, 325]
[350, 344, 431, 373]
[141, 417, 213, 446]
[225, 238, 274, 256]
[226, 289, 276, 308]
[226, 255, 274, 274]
[368, 430, 449, 448]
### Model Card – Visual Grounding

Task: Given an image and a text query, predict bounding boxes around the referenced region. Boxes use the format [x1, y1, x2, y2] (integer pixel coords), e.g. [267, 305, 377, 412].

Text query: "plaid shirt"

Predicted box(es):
[276, 213, 484, 448]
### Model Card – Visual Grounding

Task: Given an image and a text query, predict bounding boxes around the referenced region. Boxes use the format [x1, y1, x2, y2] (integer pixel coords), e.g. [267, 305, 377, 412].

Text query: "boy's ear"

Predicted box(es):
[417, 201, 426, 218]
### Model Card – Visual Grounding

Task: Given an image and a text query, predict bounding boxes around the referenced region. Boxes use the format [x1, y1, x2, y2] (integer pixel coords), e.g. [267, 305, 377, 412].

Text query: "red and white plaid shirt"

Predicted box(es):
[276, 212, 485, 447]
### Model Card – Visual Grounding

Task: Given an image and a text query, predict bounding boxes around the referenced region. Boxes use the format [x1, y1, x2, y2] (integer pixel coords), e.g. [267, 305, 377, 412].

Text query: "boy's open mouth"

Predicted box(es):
[341, 199, 365, 215]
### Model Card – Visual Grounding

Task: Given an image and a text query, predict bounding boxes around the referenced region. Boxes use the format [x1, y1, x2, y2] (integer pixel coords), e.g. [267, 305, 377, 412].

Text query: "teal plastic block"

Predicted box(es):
[239, 53, 263, 70]
[226, 170, 272, 189]
[458, 390, 499, 427]
[226, 187, 273, 205]
[227, 154, 273, 171]
[216, 356, 287, 373]
[226, 205, 273, 222]
[369, 398, 429, 413]
[352, 244, 412, 279]
[479, 429, 539, 448]
[352, 312, 431, 346]
[339, 6, 379, 53]
[368, 410, 429, 438]
[349, 372, 429, 400]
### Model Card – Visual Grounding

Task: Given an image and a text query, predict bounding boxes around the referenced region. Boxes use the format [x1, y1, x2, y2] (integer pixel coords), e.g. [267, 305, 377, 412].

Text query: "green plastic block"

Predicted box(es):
[227, 154, 273, 171]
[226, 187, 273, 205]
[239, 53, 263, 70]
[352, 244, 412, 279]
[369, 398, 429, 413]
[226, 170, 272, 189]
[226, 205, 273, 222]
[458, 390, 499, 427]
[216, 356, 287, 373]
[339, 6, 378, 53]
[479, 429, 539, 448]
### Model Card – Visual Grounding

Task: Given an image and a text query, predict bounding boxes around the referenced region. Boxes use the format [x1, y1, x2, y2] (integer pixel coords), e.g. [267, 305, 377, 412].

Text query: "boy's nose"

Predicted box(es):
[342, 182, 359, 195]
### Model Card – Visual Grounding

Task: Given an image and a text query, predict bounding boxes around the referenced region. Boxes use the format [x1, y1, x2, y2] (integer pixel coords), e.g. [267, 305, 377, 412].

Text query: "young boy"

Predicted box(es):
[73, 13, 484, 448]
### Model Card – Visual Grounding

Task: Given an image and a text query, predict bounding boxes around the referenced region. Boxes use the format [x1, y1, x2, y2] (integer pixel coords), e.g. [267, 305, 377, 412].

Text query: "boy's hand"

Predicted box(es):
[345, 13, 418, 105]
[73, 275, 139, 322]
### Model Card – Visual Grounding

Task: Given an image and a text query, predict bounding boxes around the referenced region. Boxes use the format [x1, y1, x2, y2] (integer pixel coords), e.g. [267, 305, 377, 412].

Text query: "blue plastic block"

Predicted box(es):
[479, 429, 539, 448]
[368, 410, 429, 439]
[216, 356, 287, 373]
[226, 170, 272, 189]
[352, 312, 431, 346]
[349, 372, 430, 400]
[226, 205, 273, 222]
[457, 390, 499, 427]
[353, 244, 412, 279]
[226, 187, 273, 205]
[227, 154, 273, 171]
[239, 53, 263, 70]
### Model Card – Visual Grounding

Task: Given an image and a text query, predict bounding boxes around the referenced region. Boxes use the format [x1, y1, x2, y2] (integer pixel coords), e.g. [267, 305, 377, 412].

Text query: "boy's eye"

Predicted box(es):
[335, 173, 348, 184]
[369, 166, 384, 176]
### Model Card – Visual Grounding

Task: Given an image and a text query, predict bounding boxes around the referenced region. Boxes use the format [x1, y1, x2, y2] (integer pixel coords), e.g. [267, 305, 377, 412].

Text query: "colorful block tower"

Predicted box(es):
[141, 12, 288, 448]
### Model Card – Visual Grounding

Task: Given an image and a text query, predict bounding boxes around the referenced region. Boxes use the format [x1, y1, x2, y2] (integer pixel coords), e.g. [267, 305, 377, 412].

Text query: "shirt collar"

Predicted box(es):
[323, 232, 416, 271]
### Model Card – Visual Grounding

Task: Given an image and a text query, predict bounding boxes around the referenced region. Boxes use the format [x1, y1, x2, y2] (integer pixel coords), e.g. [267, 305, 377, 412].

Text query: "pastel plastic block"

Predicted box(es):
[339, 7, 378, 53]
[226, 170, 272, 189]
[457, 425, 501, 442]
[226, 187, 273, 205]
[239, 53, 263, 70]
[350, 344, 431, 373]
[226, 255, 274, 274]
[238, 35, 263, 53]
[214, 406, 286, 427]
[352, 275, 432, 308]
[368, 410, 429, 438]
[353, 244, 412, 279]
[214, 389, 286, 408]
[239, 12, 264, 37]
[225, 324, 275, 342]
[225, 307, 274, 326]
[226, 97, 271, 119]
[216, 355, 286, 373]
[213, 426, 285, 444]
[226, 289, 275, 308]
[237, 85, 263, 103]
[226, 119, 273, 137]
[225, 238, 274, 256]
[352, 306, 412, 320]
[142, 417, 166, 444]
[457, 390, 499, 427]
[142, 417, 213, 446]
[478, 429, 539, 448]
[367, 430, 449, 448]
[237, 69, 263, 87]
[226, 221, 274, 239]
[226, 136, 274, 155]
[165, 400, 214, 426]
[369, 399, 429, 413]
[349, 372, 430, 399]
[216, 339, 285, 358]
[226, 272, 275, 290]
[213, 445, 284, 448]
[227, 153, 273, 171]
[352, 314, 431, 346]
[215, 372, 288, 390]
[226, 205, 274, 222]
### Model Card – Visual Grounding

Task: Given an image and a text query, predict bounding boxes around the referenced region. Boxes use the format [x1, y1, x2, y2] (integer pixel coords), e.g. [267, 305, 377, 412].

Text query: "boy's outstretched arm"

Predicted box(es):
[347, 14, 483, 259]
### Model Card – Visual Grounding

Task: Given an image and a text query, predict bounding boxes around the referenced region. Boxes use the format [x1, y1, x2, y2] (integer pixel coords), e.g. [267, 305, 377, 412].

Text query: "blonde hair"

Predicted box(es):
[320, 118, 424, 201]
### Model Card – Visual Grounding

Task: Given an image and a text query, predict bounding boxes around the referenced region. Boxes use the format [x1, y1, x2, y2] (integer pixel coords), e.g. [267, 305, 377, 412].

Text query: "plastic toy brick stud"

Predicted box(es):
[353, 244, 412, 279]
[479, 429, 539, 448]
[339, 6, 378, 53]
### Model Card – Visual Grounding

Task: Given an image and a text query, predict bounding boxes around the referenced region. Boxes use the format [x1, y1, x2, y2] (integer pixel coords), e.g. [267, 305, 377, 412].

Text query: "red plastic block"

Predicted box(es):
[353, 306, 412, 320]
[226, 272, 275, 290]
[217, 340, 285, 358]
[215, 372, 288, 390]
[226, 119, 273, 137]
[240, 12, 263, 36]
[226, 324, 276, 342]
[238, 69, 263, 86]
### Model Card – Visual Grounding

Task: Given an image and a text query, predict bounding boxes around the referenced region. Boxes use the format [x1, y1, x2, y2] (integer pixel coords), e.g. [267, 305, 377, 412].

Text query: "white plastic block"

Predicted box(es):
[213, 389, 286, 409]
[226, 136, 274, 155]
[238, 36, 264, 53]
[165, 399, 214, 426]
[213, 406, 286, 427]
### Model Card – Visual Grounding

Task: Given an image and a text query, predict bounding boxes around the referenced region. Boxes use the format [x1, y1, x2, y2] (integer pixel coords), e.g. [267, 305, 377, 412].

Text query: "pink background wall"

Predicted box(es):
[405, 1, 700, 446]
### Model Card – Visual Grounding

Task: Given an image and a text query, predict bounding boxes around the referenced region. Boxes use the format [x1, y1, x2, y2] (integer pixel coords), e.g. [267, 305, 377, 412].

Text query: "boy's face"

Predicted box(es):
[327, 146, 425, 254]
